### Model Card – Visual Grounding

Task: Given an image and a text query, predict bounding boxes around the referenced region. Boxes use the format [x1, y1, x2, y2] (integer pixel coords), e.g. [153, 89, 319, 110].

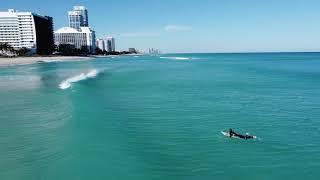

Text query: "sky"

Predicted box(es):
[2, 0, 320, 53]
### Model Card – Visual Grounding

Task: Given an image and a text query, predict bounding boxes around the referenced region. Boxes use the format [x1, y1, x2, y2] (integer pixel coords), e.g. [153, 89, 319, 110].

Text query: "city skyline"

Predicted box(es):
[2, 0, 320, 53]
[54, 5, 96, 54]
[96, 37, 116, 52]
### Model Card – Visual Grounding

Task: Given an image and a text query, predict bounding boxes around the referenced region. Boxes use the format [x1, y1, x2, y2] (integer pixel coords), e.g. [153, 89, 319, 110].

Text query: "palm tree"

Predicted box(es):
[0, 43, 5, 52]
[0, 43, 5, 56]
[0, 42, 15, 56]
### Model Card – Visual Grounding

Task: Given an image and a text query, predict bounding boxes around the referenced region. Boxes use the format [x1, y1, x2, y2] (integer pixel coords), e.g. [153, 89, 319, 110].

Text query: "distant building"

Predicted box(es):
[148, 48, 160, 55]
[106, 39, 112, 52]
[128, 48, 136, 53]
[106, 37, 115, 52]
[68, 11, 82, 31]
[0, 9, 54, 54]
[73, 6, 88, 27]
[56, 5, 96, 53]
[96, 39, 105, 51]
[68, 6, 88, 31]
[103, 39, 108, 51]
[54, 27, 96, 53]
[81, 27, 96, 53]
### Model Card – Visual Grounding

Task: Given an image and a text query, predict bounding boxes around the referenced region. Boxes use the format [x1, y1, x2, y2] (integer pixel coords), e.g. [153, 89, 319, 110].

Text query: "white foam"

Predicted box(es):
[86, 69, 98, 78]
[59, 69, 99, 90]
[43, 60, 63, 63]
[160, 56, 191, 60]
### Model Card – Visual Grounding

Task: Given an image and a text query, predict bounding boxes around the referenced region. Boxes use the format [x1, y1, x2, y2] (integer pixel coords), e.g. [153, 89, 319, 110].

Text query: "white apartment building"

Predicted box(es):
[96, 39, 105, 51]
[68, 6, 88, 31]
[68, 11, 82, 31]
[73, 6, 88, 27]
[0, 9, 54, 54]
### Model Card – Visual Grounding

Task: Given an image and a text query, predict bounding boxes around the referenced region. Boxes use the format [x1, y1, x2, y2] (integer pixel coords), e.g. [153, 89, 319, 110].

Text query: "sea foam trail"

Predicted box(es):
[59, 69, 99, 90]
[160, 56, 191, 60]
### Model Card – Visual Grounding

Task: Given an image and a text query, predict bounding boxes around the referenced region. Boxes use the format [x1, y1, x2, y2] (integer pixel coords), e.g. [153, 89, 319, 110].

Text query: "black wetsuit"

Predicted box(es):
[230, 130, 254, 140]
[237, 134, 254, 140]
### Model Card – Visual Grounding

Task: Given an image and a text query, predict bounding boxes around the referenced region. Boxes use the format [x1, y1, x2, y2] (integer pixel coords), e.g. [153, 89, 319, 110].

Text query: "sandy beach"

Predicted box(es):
[0, 56, 93, 67]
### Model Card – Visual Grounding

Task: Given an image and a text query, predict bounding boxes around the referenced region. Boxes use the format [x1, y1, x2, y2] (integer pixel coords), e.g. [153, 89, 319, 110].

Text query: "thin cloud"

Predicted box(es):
[165, 25, 192, 32]
[119, 32, 160, 38]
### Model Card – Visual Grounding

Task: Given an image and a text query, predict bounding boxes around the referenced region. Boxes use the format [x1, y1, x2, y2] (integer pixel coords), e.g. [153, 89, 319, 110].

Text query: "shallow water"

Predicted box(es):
[0, 53, 320, 179]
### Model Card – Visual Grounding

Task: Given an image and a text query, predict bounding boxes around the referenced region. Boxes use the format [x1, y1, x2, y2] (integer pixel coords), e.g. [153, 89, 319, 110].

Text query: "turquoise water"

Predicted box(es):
[0, 53, 320, 179]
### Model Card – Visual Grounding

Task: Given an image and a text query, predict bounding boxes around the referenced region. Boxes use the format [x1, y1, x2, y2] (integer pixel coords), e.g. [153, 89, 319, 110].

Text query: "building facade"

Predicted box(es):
[0, 9, 54, 54]
[96, 39, 105, 51]
[106, 37, 115, 52]
[68, 11, 82, 31]
[33, 14, 54, 55]
[80, 27, 95, 53]
[73, 6, 88, 27]
[68, 6, 88, 31]
[54, 27, 96, 53]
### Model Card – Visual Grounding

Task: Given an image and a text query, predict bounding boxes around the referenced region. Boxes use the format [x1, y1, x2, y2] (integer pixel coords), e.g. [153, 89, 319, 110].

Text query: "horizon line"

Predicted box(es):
[164, 51, 320, 54]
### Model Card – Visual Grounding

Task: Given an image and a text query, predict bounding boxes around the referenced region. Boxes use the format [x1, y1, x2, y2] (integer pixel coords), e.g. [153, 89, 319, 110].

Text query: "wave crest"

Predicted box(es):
[160, 56, 191, 60]
[59, 69, 99, 90]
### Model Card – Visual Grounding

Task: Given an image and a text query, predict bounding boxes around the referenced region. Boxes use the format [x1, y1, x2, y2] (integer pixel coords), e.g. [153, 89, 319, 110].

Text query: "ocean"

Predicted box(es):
[0, 53, 320, 179]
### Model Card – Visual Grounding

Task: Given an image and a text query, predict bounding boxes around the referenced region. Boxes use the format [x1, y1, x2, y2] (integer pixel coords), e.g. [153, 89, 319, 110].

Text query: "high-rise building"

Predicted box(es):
[0, 9, 54, 54]
[68, 6, 88, 30]
[148, 48, 160, 55]
[106, 39, 112, 52]
[106, 37, 115, 52]
[74, 6, 88, 27]
[68, 11, 82, 31]
[96, 39, 105, 51]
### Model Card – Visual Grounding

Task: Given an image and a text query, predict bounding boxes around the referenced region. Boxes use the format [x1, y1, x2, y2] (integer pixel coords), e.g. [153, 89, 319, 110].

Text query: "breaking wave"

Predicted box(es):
[160, 56, 191, 60]
[59, 69, 99, 90]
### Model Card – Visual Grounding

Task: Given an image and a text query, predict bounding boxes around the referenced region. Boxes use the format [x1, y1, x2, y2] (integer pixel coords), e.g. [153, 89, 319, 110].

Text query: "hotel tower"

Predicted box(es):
[0, 9, 54, 54]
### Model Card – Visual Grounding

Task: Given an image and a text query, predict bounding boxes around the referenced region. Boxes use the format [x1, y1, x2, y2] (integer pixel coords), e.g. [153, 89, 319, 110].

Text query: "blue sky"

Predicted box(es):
[2, 0, 320, 53]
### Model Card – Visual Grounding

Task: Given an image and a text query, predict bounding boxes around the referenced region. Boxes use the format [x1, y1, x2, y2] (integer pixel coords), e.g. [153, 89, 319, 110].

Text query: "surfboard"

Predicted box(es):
[221, 131, 230, 137]
[221, 131, 257, 139]
[221, 131, 239, 139]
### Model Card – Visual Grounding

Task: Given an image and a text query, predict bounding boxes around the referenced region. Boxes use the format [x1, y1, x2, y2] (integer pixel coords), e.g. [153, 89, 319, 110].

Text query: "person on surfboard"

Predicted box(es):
[229, 129, 255, 140]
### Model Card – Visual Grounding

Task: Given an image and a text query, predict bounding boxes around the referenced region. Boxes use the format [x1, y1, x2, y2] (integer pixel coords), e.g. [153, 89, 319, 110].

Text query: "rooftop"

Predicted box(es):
[55, 27, 80, 33]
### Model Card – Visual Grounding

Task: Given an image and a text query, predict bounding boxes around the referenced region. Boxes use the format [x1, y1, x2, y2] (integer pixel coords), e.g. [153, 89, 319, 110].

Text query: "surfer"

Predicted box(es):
[229, 128, 235, 138]
[228, 129, 255, 140]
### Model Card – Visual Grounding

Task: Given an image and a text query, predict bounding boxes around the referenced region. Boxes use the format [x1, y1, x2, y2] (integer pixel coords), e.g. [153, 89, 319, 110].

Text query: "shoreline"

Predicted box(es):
[0, 56, 94, 67]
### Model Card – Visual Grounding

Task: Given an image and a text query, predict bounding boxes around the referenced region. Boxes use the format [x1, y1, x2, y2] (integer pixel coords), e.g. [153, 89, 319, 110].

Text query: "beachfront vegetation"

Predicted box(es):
[95, 47, 135, 56]
[0, 43, 31, 57]
[1, 43, 136, 57]
[55, 44, 90, 56]
[16, 47, 30, 56]
[0, 42, 15, 57]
